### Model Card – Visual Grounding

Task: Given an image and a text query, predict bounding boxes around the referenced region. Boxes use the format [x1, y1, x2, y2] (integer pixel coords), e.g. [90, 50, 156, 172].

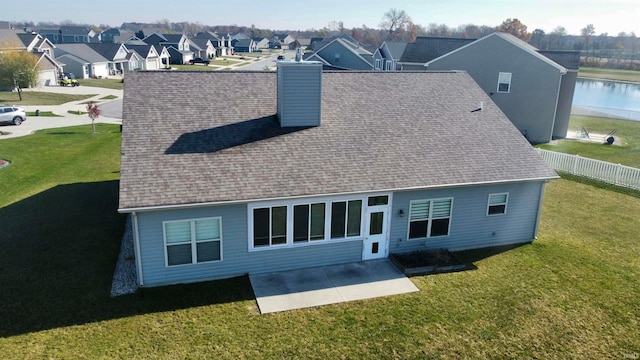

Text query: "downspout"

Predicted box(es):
[131, 211, 144, 286]
[533, 181, 547, 240]
[549, 70, 566, 142]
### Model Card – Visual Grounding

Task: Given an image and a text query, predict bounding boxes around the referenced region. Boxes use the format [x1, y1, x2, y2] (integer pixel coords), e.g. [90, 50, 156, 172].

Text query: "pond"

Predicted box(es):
[572, 79, 640, 121]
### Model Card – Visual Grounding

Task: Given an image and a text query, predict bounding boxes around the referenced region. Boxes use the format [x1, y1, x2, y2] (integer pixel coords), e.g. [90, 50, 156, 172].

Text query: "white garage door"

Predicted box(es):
[38, 69, 57, 87]
[146, 59, 159, 70]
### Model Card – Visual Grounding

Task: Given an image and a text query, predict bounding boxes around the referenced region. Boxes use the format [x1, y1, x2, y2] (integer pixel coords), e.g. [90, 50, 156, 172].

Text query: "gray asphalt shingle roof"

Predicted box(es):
[400, 37, 476, 63]
[119, 70, 557, 210]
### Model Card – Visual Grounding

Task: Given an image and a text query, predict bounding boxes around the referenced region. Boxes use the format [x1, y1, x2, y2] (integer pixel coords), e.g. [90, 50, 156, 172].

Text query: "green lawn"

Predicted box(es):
[76, 78, 124, 90]
[0, 125, 638, 358]
[0, 91, 96, 105]
[579, 67, 640, 82]
[537, 115, 640, 168]
[26, 111, 61, 117]
[171, 64, 221, 71]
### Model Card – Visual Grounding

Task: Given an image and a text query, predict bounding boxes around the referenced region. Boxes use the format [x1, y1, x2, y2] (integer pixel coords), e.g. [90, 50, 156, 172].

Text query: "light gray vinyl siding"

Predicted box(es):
[277, 62, 322, 127]
[136, 204, 361, 287]
[389, 182, 545, 254]
[428, 35, 564, 144]
[552, 70, 578, 139]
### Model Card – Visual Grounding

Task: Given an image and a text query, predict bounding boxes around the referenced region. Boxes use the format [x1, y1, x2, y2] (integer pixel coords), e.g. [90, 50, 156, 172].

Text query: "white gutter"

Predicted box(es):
[118, 175, 559, 213]
[131, 212, 144, 286]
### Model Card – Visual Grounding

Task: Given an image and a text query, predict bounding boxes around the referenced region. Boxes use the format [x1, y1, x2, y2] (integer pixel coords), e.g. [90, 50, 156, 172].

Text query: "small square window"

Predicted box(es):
[487, 193, 508, 216]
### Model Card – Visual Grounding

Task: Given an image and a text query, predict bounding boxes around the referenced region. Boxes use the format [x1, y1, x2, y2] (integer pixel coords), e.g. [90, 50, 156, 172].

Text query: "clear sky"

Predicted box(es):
[4, 0, 639, 36]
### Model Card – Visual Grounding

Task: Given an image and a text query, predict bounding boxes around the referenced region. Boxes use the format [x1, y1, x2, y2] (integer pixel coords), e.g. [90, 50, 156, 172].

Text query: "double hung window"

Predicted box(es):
[164, 218, 222, 266]
[408, 198, 453, 239]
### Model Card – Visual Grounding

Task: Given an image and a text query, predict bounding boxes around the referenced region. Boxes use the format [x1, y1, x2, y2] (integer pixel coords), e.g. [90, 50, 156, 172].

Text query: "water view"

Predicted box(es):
[572, 78, 640, 121]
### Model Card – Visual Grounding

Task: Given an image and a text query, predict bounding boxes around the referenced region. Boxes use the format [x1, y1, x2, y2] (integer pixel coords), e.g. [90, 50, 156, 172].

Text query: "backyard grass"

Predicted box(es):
[579, 67, 640, 83]
[0, 125, 638, 358]
[0, 91, 96, 105]
[76, 78, 124, 90]
[537, 115, 640, 168]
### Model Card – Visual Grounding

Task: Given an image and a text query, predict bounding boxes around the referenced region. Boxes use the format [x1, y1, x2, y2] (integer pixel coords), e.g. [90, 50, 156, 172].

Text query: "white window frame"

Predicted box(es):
[163, 217, 223, 267]
[497, 72, 512, 93]
[247, 193, 391, 252]
[407, 197, 453, 240]
[487, 193, 508, 216]
[375, 58, 382, 70]
[385, 60, 393, 71]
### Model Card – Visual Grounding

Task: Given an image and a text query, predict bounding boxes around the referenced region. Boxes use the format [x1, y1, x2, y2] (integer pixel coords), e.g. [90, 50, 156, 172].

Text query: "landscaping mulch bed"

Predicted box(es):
[390, 249, 469, 276]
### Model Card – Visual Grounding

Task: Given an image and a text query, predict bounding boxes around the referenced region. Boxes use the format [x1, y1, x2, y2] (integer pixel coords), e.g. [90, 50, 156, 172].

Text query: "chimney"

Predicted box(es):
[276, 51, 322, 127]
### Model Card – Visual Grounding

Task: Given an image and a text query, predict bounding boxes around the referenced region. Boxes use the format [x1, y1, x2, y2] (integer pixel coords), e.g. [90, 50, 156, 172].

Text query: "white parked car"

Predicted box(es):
[0, 105, 26, 125]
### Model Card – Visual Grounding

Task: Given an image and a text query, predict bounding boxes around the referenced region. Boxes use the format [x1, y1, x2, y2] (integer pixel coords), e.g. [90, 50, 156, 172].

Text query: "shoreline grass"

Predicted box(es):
[578, 67, 640, 83]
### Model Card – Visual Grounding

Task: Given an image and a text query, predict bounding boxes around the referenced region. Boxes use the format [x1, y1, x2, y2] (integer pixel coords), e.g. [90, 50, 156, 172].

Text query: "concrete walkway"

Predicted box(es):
[0, 84, 123, 139]
[249, 259, 419, 314]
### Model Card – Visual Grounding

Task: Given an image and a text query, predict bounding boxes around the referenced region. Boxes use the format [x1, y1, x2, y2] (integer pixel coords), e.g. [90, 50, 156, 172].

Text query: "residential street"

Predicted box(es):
[0, 53, 301, 139]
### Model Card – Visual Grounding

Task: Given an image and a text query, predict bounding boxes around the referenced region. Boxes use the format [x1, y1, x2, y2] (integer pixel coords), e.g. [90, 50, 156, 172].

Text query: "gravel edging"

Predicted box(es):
[110, 214, 139, 296]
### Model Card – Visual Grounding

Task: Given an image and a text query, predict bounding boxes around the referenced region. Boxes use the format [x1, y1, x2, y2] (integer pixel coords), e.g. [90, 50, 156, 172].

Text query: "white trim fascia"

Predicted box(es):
[118, 176, 558, 213]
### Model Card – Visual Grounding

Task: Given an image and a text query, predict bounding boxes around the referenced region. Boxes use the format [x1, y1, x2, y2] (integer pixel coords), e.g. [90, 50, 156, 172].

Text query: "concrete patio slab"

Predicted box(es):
[249, 259, 419, 314]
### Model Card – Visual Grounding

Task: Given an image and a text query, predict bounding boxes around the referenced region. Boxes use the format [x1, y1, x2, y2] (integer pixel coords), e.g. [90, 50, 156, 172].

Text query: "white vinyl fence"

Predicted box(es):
[537, 149, 640, 190]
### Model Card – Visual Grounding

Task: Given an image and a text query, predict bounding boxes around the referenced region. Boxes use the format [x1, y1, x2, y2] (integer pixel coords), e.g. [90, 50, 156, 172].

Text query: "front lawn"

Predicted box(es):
[537, 115, 640, 168]
[0, 125, 638, 358]
[76, 78, 124, 90]
[0, 91, 96, 105]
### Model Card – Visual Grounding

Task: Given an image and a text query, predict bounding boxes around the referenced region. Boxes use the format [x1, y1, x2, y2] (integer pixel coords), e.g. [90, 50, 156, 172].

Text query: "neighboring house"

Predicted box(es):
[55, 43, 113, 78]
[189, 38, 216, 58]
[373, 41, 407, 70]
[232, 33, 251, 41]
[425, 32, 579, 143]
[193, 31, 233, 57]
[119, 64, 557, 287]
[292, 38, 311, 50]
[87, 43, 132, 74]
[34, 52, 62, 85]
[231, 38, 255, 53]
[269, 33, 295, 49]
[304, 37, 373, 70]
[124, 44, 163, 70]
[40, 26, 97, 44]
[101, 28, 136, 44]
[0, 29, 63, 86]
[143, 33, 194, 64]
[253, 37, 270, 49]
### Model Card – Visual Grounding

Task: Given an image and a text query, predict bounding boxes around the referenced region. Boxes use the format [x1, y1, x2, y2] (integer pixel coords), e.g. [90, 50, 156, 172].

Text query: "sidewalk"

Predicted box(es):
[0, 85, 123, 139]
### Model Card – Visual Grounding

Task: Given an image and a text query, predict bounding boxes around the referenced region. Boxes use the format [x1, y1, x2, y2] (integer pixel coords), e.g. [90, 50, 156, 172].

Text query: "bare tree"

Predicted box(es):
[380, 8, 411, 40]
[581, 24, 596, 57]
[86, 101, 101, 134]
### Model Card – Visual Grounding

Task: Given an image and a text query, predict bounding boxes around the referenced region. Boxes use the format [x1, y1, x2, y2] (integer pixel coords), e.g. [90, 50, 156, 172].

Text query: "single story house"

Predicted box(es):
[119, 63, 558, 287]
[304, 37, 374, 70]
[54, 43, 119, 78]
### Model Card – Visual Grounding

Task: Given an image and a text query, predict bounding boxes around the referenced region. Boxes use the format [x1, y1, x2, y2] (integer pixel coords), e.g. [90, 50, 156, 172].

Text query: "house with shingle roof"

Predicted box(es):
[54, 43, 116, 78]
[0, 29, 63, 86]
[118, 60, 558, 287]
[425, 32, 580, 143]
[304, 37, 374, 70]
[143, 33, 194, 64]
